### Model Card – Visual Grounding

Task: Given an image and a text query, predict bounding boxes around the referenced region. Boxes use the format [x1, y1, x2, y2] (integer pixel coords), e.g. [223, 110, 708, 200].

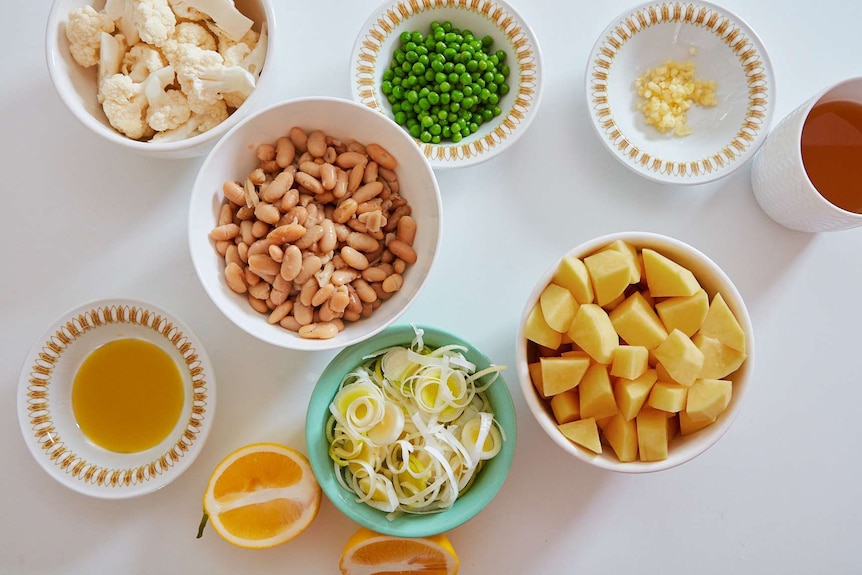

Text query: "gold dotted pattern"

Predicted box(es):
[354, 0, 539, 163]
[590, 2, 769, 177]
[24, 305, 210, 489]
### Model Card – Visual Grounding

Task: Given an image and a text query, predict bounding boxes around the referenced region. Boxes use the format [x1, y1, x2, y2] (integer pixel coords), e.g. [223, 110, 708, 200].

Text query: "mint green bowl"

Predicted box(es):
[305, 324, 516, 537]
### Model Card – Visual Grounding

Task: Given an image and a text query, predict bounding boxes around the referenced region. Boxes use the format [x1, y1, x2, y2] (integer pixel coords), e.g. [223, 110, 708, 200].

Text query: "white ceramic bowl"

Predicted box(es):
[17, 299, 216, 498]
[46, 0, 275, 159]
[350, 0, 543, 169]
[586, 1, 774, 184]
[516, 232, 755, 473]
[188, 97, 443, 351]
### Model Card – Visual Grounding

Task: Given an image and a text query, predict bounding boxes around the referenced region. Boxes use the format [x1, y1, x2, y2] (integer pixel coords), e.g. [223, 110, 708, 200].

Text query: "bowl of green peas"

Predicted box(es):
[351, 0, 543, 169]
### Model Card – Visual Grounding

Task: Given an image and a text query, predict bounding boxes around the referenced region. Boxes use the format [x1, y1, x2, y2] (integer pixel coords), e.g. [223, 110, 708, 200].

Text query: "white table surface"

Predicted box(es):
[3, 1, 861, 573]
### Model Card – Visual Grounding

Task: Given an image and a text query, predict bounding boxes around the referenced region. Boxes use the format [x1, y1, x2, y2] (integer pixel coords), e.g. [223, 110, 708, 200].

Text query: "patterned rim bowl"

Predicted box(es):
[16, 299, 216, 499]
[585, 1, 775, 185]
[350, 0, 544, 169]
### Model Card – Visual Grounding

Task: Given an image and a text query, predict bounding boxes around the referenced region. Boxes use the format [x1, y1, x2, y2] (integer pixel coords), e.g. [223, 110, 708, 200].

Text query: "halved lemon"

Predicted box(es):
[202, 443, 321, 549]
[339, 527, 460, 575]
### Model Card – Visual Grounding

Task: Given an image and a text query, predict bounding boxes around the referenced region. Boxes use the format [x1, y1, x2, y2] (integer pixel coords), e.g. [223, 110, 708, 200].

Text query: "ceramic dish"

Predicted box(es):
[516, 232, 755, 473]
[586, 0, 774, 184]
[350, 0, 543, 169]
[17, 299, 215, 498]
[188, 97, 442, 352]
[306, 324, 517, 537]
[46, 0, 276, 159]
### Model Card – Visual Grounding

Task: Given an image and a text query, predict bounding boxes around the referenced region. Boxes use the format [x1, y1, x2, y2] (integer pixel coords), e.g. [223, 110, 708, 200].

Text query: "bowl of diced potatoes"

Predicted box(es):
[516, 232, 754, 473]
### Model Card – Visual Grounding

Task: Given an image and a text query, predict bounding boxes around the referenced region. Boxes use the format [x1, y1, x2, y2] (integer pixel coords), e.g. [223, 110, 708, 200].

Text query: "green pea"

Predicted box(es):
[399, 31, 411, 44]
[418, 87, 430, 98]
[427, 91, 440, 105]
[420, 115, 433, 128]
[382, 69, 394, 81]
[482, 35, 493, 48]
[483, 71, 494, 83]
[466, 60, 478, 73]
[451, 132, 462, 143]
[433, 29, 445, 42]
[462, 96, 475, 109]
[488, 82, 498, 93]
[496, 49, 506, 62]
[499, 83, 510, 95]
[420, 130, 432, 143]
[488, 93, 499, 105]
[442, 21, 452, 32]
[457, 72, 470, 86]
[392, 85, 404, 99]
[442, 126, 451, 138]
[431, 59, 444, 73]
[448, 112, 458, 123]
[394, 111, 407, 124]
[443, 48, 457, 61]
[451, 90, 463, 103]
[391, 75, 402, 85]
[434, 72, 446, 84]
[472, 112, 483, 124]
[463, 85, 473, 97]
[500, 64, 510, 77]
[381, 80, 393, 95]
[431, 135, 442, 144]
[478, 59, 488, 72]
[451, 122, 461, 134]
[444, 32, 456, 43]
[412, 62, 425, 75]
[419, 98, 431, 110]
[489, 54, 499, 67]
[411, 31, 423, 44]
[482, 108, 493, 122]
[476, 78, 486, 88]
[429, 124, 442, 136]
[406, 90, 418, 104]
[470, 122, 479, 133]
[418, 53, 429, 64]
[395, 51, 405, 64]
[454, 63, 466, 76]
[437, 109, 447, 120]
[409, 124, 421, 138]
[450, 102, 460, 113]
[401, 61, 411, 72]
[440, 93, 451, 105]
[439, 81, 451, 93]
[405, 50, 418, 63]
[493, 106, 502, 116]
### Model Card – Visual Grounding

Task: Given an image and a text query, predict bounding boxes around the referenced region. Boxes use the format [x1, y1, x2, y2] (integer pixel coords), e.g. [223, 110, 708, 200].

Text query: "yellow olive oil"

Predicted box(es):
[72, 338, 184, 453]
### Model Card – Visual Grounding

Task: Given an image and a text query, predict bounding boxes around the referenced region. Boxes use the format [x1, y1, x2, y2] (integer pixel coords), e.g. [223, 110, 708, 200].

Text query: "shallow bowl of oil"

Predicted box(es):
[17, 298, 216, 499]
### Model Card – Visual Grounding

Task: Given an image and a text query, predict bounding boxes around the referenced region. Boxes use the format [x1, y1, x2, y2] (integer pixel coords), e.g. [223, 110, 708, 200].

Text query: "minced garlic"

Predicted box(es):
[634, 59, 717, 136]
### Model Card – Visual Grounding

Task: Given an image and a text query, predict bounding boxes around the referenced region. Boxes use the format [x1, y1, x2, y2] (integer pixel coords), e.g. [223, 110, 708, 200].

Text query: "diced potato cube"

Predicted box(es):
[655, 361, 683, 385]
[609, 291, 668, 349]
[596, 415, 614, 431]
[584, 249, 631, 307]
[540, 283, 579, 333]
[642, 248, 700, 297]
[524, 303, 562, 350]
[693, 334, 746, 379]
[528, 362, 546, 398]
[599, 240, 641, 283]
[667, 414, 680, 440]
[552, 256, 594, 304]
[636, 407, 669, 462]
[540, 356, 590, 396]
[679, 409, 715, 435]
[602, 293, 626, 311]
[655, 289, 708, 337]
[550, 388, 580, 424]
[613, 369, 657, 421]
[653, 329, 705, 387]
[610, 345, 649, 380]
[558, 417, 602, 453]
[647, 381, 688, 413]
[568, 304, 619, 364]
[686, 378, 732, 422]
[579, 363, 618, 420]
[603, 413, 638, 462]
[699, 293, 746, 353]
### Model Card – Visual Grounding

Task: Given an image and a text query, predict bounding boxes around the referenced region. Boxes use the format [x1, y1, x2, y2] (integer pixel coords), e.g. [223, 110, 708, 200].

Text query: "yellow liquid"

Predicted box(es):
[72, 338, 184, 453]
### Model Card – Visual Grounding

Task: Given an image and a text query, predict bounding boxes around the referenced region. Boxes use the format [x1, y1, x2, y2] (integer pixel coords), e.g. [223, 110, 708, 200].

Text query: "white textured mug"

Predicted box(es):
[751, 77, 862, 232]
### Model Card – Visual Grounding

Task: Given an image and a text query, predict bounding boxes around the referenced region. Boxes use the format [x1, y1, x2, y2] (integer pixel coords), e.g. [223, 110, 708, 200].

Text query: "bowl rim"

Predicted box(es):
[516, 231, 755, 473]
[45, 0, 277, 153]
[16, 297, 216, 498]
[305, 324, 517, 536]
[350, 0, 544, 169]
[584, 0, 775, 185]
[187, 96, 443, 351]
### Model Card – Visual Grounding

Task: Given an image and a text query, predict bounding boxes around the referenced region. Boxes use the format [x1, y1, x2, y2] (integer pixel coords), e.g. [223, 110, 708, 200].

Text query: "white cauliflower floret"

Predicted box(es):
[206, 21, 257, 55]
[170, 0, 252, 41]
[144, 66, 191, 131]
[132, 0, 177, 47]
[122, 43, 166, 83]
[206, 21, 265, 77]
[167, 0, 208, 21]
[194, 99, 229, 132]
[99, 32, 128, 86]
[169, 42, 254, 113]
[65, 6, 116, 68]
[99, 73, 152, 140]
[173, 21, 217, 50]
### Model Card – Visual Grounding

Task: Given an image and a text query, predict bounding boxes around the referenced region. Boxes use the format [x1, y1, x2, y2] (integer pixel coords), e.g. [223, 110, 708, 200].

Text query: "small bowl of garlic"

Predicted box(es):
[585, 0, 774, 185]
[46, 0, 275, 159]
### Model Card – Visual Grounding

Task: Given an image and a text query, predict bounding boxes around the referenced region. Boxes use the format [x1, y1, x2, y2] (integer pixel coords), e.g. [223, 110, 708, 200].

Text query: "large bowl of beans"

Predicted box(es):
[188, 97, 442, 351]
[350, 0, 544, 169]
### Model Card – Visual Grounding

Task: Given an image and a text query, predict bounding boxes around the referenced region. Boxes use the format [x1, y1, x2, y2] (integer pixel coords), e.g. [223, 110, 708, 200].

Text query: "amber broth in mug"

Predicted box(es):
[72, 338, 184, 453]
[800, 100, 862, 214]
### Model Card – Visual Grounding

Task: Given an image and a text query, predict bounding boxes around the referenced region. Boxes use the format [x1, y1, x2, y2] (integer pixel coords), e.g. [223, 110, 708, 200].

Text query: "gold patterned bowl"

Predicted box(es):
[350, 0, 543, 169]
[586, 0, 774, 185]
[16, 299, 215, 498]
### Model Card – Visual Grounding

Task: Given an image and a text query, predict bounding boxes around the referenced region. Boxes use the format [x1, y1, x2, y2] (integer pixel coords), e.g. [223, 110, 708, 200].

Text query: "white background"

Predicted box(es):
[3, 1, 861, 573]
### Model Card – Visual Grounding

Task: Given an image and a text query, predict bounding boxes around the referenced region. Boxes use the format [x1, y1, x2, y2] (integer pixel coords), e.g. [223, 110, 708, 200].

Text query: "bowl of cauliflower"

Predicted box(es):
[46, 0, 275, 158]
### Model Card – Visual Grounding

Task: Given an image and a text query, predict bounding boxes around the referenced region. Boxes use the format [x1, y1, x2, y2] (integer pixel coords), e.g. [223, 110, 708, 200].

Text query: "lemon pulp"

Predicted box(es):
[72, 338, 184, 453]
